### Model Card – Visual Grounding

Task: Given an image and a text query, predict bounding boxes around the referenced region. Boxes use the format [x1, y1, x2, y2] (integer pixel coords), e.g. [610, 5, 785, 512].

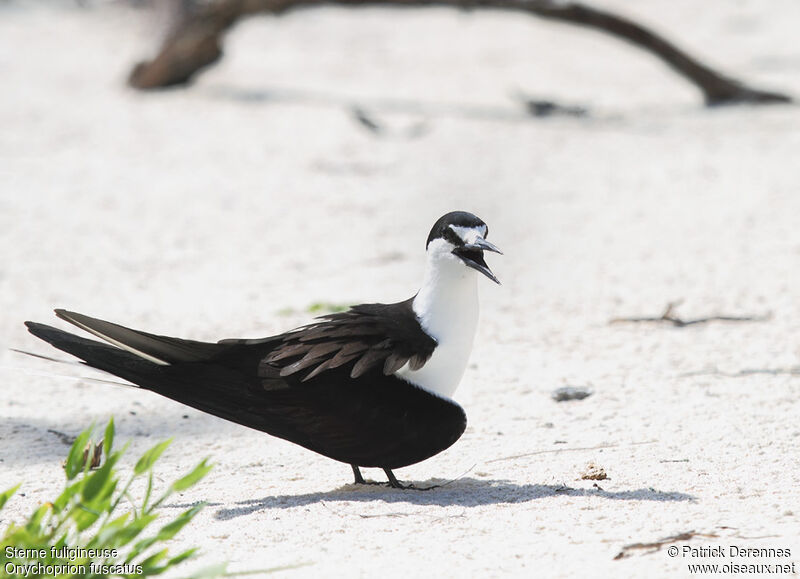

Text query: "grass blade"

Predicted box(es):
[134, 440, 171, 476]
[172, 459, 213, 492]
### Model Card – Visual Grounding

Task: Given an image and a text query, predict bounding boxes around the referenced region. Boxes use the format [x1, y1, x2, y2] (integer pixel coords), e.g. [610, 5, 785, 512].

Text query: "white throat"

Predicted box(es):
[396, 245, 480, 400]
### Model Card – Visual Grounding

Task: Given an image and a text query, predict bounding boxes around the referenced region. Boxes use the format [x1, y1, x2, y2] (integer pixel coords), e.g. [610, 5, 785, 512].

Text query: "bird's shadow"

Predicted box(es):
[0, 412, 223, 466]
[208, 478, 696, 520]
[2, 416, 697, 519]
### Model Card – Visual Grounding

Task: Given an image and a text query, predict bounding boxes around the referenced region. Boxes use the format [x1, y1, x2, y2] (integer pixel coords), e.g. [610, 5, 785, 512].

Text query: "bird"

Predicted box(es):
[24, 211, 501, 489]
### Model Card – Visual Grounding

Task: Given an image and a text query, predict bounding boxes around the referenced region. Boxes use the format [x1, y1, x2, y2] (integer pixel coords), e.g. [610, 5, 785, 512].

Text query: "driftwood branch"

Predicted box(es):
[485, 440, 657, 464]
[614, 530, 718, 560]
[680, 366, 800, 379]
[129, 0, 792, 107]
[609, 300, 771, 328]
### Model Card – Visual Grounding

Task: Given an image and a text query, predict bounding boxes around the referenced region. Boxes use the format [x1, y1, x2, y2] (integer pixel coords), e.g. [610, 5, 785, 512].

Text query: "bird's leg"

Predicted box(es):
[351, 465, 384, 486]
[354, 466, 440, 490]
[383, 468, 441, 491]
[384, 468, 407, 488]
[352, 464, 366, 484]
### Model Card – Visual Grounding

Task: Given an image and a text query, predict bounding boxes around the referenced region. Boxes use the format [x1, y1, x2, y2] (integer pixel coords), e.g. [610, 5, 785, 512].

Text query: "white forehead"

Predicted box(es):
[449, 224, 487, 244]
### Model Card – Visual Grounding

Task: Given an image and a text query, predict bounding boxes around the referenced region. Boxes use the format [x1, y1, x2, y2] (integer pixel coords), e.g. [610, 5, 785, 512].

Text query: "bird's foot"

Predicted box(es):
[352, 464, 389, 486]
[351, 465, 440, 490]
[383, 468, 439, 491]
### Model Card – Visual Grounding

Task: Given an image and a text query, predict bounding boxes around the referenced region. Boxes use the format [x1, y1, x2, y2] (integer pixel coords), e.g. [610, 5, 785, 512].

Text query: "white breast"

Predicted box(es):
[396, 249, 480, 400]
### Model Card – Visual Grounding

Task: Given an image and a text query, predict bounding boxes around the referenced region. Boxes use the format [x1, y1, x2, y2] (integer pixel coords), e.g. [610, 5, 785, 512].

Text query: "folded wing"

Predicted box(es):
[254, 298, 437, 382]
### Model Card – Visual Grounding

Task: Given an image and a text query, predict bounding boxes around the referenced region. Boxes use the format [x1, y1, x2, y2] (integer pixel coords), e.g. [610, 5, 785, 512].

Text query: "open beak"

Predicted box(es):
[467, 238, 503, 256]
[453, 237, 502, 284]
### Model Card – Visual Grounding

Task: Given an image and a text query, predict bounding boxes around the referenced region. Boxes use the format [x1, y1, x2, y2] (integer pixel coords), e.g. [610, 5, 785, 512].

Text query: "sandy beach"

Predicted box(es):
[1, 1, 799, 576]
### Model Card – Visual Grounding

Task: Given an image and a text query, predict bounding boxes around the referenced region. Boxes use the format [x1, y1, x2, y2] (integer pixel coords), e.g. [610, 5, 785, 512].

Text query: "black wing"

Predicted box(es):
[225, 298, 437, 383]
[53, 301, 437, 383]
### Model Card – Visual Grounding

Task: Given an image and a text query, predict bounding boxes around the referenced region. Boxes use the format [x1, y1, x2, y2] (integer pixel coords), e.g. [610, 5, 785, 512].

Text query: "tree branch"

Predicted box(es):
[614, 530, 718, 560]
[129, 0, 792, 106]
[609, 300, 771, 328]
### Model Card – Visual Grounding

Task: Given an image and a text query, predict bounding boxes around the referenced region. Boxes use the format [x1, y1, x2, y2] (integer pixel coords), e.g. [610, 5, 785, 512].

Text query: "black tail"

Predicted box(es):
[25, 322, 165, 379]
[51, 309, 224, 365]
[24, 320, 268, 426]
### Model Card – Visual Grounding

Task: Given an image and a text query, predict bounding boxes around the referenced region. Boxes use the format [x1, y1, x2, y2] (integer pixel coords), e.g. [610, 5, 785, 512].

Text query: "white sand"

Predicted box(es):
[1, 1, 799, 576]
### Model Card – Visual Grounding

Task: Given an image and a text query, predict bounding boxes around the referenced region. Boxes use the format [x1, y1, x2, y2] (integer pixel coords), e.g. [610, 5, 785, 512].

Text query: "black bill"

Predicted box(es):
[452, 238, 502, 284]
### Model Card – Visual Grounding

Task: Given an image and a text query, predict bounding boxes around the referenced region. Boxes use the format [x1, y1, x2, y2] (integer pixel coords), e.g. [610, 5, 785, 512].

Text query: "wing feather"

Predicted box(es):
[261, 298, 436, 382]
[305, 341, 344, 360]
[408, 354, 427, 371]
[350, 348, 389, 379]
[332, 341, 369, 359]
[302, 358, 333, 382]
[279, 355, 321, 377]
[383, 352, 410, 375]
[328, 349, 365, 369]
[265, 343, 308, 363]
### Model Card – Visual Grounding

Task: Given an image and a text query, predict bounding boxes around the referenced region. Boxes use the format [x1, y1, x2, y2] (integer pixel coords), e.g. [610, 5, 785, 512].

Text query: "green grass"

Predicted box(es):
[277, 301, 350, 317]
[305, 302, 349, 314]
[0, 419, 222, 578]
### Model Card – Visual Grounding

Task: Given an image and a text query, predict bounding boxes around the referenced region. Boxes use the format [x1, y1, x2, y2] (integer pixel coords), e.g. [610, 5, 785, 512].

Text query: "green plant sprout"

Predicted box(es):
[0, 418, 219, 578]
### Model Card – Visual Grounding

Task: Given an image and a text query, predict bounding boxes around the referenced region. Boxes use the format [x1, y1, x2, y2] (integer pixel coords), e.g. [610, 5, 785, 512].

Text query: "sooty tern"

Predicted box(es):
[24, 211, 501, 489]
